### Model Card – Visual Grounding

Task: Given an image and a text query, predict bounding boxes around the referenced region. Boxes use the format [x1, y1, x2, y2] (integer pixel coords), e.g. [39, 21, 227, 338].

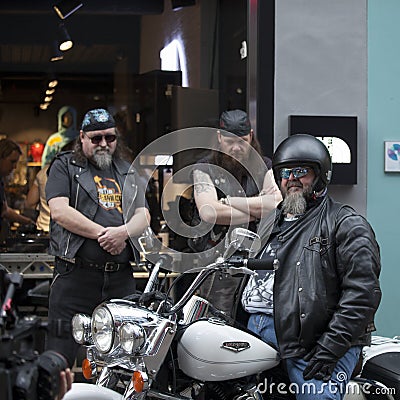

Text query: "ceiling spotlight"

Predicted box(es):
[53, 0, 83, 20]
[50, 40, 64, 62]
[44, 96, 53, 102]
[58, 23, 73, 51]
[48, 78, 58, 88]
[40, 103, 50, 110]
[46, 88, 56, 95]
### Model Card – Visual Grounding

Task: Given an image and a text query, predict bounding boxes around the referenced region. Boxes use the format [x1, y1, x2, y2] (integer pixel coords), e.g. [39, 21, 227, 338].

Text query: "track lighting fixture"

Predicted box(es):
[58, 23, 73, 51]
[50, 40, 64, 61]
[38, 75, 58, 111]
[53, 0, 83, 20]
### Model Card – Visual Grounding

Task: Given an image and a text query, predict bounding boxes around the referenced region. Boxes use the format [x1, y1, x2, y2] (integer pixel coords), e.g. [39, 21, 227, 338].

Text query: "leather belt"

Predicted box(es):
[57, 256, 130, 272]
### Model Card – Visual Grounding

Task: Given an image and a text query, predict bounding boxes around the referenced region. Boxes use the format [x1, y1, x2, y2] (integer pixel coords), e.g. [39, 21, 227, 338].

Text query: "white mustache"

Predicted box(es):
[95, 147, 110, 153]
[287, 182, 302, 189]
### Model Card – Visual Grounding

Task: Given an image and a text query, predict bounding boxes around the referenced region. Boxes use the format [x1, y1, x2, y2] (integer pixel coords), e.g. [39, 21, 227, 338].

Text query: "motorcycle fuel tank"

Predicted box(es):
[177, 319, 279, 382]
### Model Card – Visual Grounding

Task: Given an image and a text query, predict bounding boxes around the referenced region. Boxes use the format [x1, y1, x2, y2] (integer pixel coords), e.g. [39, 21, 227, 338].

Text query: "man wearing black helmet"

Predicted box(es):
[242, 134, 381, 399]
[190, 109, 282, 317]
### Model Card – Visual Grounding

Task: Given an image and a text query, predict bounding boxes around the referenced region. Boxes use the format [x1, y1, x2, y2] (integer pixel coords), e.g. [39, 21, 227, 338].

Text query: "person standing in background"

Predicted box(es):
[24, 164, 50, 232]
[190, 109, 282, 317]
[0, 138, 35, 232]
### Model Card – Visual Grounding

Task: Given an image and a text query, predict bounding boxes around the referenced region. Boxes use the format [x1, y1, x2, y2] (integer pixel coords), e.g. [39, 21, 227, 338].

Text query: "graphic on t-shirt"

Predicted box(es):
[241, 243, 276, 315]
[94, 175, 122, 213]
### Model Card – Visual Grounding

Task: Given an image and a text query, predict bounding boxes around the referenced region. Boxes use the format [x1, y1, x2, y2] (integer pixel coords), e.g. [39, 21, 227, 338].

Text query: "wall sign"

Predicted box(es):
[384, 141, 400, 172]
[289, 115, 358, 185]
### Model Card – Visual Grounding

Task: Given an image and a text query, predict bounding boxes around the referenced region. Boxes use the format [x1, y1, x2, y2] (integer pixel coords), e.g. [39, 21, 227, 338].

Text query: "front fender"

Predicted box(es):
[63, 383, 123, 400]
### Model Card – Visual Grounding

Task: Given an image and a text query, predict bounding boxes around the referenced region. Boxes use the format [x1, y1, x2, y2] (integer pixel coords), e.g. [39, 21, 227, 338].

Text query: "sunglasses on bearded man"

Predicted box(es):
[83, 131, 117, 145]
[280, 167, 311, 179]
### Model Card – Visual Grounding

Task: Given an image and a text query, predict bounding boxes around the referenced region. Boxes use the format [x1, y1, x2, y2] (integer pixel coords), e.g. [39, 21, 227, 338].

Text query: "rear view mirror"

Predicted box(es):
[138, 227, 159, 254]
[222, 227, 261, 259]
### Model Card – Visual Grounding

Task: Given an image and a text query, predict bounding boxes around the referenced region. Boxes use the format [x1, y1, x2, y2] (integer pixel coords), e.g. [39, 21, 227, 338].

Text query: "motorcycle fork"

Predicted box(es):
[97, 365, 120, 388]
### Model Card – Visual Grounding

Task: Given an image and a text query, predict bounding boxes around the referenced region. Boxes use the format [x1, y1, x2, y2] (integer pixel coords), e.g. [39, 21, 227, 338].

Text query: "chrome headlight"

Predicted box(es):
[72, 313, 92, 344]
[89, 300, 175, 358]
[119, 322, 146, 354]
[92, 306, 114, 353]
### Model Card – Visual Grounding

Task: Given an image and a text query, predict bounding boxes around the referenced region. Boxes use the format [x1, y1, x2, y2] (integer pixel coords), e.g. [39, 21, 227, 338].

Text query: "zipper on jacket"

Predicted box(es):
[64, 168, 81, 256]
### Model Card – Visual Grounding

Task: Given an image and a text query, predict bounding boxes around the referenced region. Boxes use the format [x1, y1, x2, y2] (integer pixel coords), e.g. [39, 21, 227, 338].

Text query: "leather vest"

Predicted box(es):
[47, 152, 140, 260]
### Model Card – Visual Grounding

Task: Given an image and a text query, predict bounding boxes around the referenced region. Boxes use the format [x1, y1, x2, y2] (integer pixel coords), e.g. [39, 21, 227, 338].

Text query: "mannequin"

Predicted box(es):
[41, 105, 79, 167]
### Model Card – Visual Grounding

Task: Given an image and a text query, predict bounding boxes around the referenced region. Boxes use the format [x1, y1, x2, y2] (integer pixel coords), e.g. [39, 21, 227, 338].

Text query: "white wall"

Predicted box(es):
[274, 0, 367, 214]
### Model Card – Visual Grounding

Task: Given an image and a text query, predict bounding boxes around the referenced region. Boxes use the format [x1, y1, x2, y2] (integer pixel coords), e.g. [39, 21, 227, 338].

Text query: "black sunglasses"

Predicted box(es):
[83, 131, 117, 145]
[280, 167, 310, 179]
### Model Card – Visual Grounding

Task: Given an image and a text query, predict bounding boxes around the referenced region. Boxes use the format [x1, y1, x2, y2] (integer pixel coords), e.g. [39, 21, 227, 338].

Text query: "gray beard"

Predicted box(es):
[282, 185, 313, 216]
[282, 191, 307, 216]
[92, 152, 113, 170]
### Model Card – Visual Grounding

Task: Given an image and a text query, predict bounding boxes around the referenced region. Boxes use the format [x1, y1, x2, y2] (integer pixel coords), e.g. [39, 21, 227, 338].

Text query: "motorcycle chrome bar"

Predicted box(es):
[167, 261, 227, 315]
[146, 389, 192, 399]
[143, 254, 174, 294]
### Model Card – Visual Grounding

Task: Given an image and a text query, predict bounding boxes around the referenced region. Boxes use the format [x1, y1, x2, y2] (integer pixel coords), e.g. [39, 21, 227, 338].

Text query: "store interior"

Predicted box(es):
[0, 0, 252, 250]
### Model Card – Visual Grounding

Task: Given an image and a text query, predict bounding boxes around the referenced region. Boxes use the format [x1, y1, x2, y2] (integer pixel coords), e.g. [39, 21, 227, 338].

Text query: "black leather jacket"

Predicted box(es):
[257, 194, 381, 360]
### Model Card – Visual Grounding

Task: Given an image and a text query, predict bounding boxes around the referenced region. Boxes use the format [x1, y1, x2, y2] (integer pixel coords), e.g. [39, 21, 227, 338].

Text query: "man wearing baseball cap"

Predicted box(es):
[189, 109, 282, 317]
[45, 108, 150, 367]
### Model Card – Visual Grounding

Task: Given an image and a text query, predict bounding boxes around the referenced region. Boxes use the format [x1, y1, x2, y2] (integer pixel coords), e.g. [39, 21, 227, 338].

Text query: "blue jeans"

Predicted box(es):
[248, 313, 362, 400]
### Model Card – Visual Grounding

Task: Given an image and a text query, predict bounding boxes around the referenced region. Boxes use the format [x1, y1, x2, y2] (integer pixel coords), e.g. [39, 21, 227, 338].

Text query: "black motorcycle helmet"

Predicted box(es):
[272, 134, 332, 192]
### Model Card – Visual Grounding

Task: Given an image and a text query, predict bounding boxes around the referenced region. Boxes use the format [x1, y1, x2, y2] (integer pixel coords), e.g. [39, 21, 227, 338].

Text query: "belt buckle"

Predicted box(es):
[59, 256, 75, 264]
[105, 262, 119, 272]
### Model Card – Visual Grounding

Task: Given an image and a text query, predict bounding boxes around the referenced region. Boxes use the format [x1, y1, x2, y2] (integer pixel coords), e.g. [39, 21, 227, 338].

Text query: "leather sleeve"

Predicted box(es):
[318, 206, 382, 358]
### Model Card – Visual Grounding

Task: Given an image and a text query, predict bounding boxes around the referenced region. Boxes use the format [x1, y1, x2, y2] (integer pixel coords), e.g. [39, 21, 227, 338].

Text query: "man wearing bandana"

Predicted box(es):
[45, 108, 150, 367]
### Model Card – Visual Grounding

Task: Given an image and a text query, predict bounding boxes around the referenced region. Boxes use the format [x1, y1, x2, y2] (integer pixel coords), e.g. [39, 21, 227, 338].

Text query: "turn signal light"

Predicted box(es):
[82, 358, 93, 380]
[132, 371, 145, 392]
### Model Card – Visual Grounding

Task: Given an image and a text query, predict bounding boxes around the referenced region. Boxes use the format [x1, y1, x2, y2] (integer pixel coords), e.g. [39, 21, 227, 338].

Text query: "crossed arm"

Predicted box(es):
[193, 169, 282, 226]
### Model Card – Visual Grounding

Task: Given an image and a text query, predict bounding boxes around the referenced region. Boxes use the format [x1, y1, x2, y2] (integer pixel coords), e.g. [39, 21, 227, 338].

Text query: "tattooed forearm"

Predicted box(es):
[193, 170, 213, 194]
[195, 183, 212, 194]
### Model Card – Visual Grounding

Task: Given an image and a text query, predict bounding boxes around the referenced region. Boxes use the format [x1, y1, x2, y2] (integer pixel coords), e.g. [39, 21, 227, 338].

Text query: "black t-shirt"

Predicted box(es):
[47, 161, 146, 263]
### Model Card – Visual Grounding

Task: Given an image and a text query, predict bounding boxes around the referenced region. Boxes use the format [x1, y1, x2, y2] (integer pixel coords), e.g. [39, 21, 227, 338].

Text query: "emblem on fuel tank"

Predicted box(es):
[221, 341, 250, 352]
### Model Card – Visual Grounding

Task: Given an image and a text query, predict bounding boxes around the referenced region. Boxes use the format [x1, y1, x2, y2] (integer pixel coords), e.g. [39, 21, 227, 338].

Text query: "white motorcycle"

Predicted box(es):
[65, 228, 400, 400]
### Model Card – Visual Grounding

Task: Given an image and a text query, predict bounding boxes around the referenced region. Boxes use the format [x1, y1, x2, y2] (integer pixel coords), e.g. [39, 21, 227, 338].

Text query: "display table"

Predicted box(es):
[0, 253, 55, 278]
[0, 253, 179, 281]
